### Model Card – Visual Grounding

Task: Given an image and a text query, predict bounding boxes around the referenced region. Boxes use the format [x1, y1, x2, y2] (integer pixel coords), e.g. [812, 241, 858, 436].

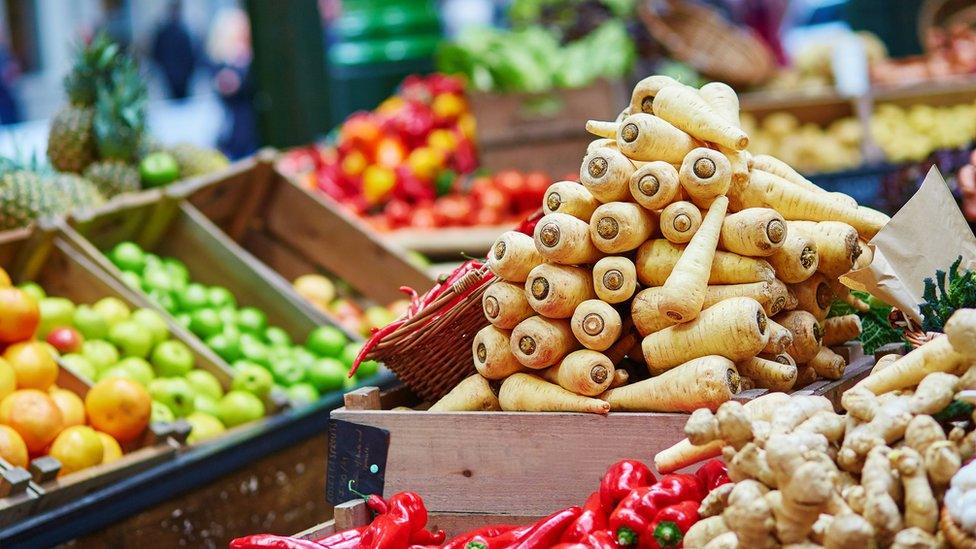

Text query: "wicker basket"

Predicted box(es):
[637, 0, 775, 87]
[941, 505, 976, 549]
[364, 264, 495, 402]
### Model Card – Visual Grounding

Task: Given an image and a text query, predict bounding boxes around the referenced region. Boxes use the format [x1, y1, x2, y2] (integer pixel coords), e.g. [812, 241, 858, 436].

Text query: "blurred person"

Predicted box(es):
[207, 7, 257, 159]
[151, 0, 197, 100]
[0, 34, 22, 125]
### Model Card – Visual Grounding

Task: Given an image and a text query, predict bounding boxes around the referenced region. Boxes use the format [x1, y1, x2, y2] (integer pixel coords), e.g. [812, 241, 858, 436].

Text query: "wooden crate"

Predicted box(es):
[330, 342, 876, 519]
[173, 150, 435, 306]
[474, 79, 626, 178]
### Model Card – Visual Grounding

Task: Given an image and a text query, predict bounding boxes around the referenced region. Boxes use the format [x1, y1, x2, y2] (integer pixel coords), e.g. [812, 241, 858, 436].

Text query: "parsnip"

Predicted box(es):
[471, 325, 523, 380]
[579, 146, 636, 203]
[636, 239, 775, 286]
[768, 232, 819, 283]
[589, 202, 656, 253]
[823, 314, 862, 346]
[855, 336, 966, 395]
[602, 355, 740, 412]
[701, 280, 790, 316]
[659, 201, 702, 244]
[488, 231, 544, 282]
[736, 355, 797, 391]
[533, 213, 603, 265]
[653, 85, 749, 150]
[587, 113, 698, 164]
[571, 299, 622, 351]
[482, 280, 534, 329]
[429, 374, 500, 412]
[540, 349, 614, 396]
[629, 75, 682, 114]
[788, 221, 860, 278]
[789, 273, 833, 321]
[510, 316, 577, 369]
[629, 161, 681, 210]
[643, 297, 769, 374]
[763, 320, 794, 354]
[775, 310, 823, 364]
[524, 263, 595, 319]
[543, 181, 600, 220]
[699, 82, 741, 127]
[592, 256, 637, 304]
[499, 373, 610, 414]
[631, 287, 676, 337]
[719, 208, 787, 257]
[806, 346, 846, 380]
[679, 147, 732, 208]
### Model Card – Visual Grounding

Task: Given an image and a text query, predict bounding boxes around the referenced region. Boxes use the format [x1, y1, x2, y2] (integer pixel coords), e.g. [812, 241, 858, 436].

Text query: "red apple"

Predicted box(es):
[46, 326, 84, 354]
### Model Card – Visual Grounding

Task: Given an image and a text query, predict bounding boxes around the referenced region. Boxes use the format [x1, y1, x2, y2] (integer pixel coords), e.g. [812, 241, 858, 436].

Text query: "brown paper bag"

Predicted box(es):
[842, 166, 976, 323]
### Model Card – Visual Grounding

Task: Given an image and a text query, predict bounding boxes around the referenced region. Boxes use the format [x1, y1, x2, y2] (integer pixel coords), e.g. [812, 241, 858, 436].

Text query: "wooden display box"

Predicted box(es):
[0, 228, 185, 525]
[473, 79, 626, 177]
[330, 342, 879, 520]
[171, 151, 434, 306]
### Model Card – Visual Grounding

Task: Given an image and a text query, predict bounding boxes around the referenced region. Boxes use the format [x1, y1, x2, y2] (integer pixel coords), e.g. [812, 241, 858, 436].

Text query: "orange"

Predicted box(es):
[0, 267, 10, 287]
[4, 341, 58, 390]
[96, 432, 123, 464]
[48, 425, 103, 477]
[85, 378, 151, 443]
[49, 388, 86, 427]
[0, 358, 15, 402]
[0, 288, 39, 344]
[0, 425, 28, 467]
[0, 389, 63, 453]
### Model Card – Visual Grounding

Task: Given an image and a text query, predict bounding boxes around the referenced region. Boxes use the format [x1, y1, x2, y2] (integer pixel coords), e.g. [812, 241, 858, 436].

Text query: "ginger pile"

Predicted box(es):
[429, 74, 891, 414]
[658, 308, 976, 548]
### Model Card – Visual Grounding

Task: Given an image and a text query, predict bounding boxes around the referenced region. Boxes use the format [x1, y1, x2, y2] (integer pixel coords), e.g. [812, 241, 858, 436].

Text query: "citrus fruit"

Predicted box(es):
[4, 340, 58, 390]
[96, 432, 123, 464]
[85, 378, 151, 443]
[0, 267, 10, 288]
[49, 425, 104, 476]
[0, 425, 28, 467]
[292, 274, 335, 308]
[0, 389, 64, 453]
[49, 387, 86, 427]
[0, 288, 40, 344]
[0, 357, 16, 402]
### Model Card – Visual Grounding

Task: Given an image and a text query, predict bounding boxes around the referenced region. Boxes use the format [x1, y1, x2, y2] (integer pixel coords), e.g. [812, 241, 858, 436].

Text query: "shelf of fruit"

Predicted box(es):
[0, 34, 229, 232]
[277, 74, 549, 256]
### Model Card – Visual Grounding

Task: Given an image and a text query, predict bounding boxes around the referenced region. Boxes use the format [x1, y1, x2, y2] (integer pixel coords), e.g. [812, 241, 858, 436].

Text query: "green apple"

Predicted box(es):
[98, 364, 138, 382]
[306, 326, 347, 357]
[264, 326, 291, 347]
[236, 307, 267, 334]
[217, 391, 265, 428]
[151, 340, 194, 377]
[193, 395, 221, 417]
[207, 286, 236, 309]
[108, 320, 154, 358]
[131, 308, 170, 346]
[231, 359, 263, 372]
[93, 297, 130, 327]
[73, 305, 108, 340]
[141, 264, 174, 294]
[175, 313, 191, 328]
[81, 340, 120, 372]
[37, 297, 76, 339]
[164, 259, 190, 289]
[150, 291, 179, 314]
[286, 382, 319, 405]
[186, 412, 226, 443]
[364, 305, 395, 332]
[177, 283, 209, 312]
[292, 347, 317, 368]
[143, 253, 163, 270]
[109, 241, 146, 273]
[61, 353, 97, 380]
[340, 341, 365, 368]
[217, 307, 238, 327]
[232, 364, 273, 398]
[239, 336, 270, 368]
[149, 377, 196, 417]
[150, 400, 176, 423]
[270, 358, 306, 386]
[120, 271, 142, 290]
[115, 357, 155, 385]
[207, 333, 241, 363]
[189, 308, 222, 339]
[306, 357, 346, 393]
[17, 282, 45, 302]
[343, 375, 357, 389]
[186, 370, 224, 400]
[140, 152, 181, 188]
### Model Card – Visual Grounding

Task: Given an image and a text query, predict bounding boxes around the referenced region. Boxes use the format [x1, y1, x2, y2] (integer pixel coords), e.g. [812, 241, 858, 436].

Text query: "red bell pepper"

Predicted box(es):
[609, 485, 686, 546]
[430, 525, 519, 549]
[229, 534, 329, 549]
[359, 491, 429, 549]
[410, 528, 446, 545]
[561, 492, 608, 543]
[550, 544, 589, 549]
[586, 530, 619, 549]
[600, 460, 655, 513]
[512, 506, 582, 549]
[694, 460, 730, 492]
[313, 526, 366, 548]
[655, 475, 705, 504]
[639, 501, 700, 549]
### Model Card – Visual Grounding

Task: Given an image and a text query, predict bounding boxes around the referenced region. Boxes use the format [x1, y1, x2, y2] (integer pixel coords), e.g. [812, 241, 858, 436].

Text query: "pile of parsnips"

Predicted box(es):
[429, 75, 890, 414]
[653, 308, 976, 548]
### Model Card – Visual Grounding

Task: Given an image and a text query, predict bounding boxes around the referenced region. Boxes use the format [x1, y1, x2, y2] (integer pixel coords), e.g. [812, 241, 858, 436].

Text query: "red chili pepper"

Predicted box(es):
[512, 506, 582, 549]
[474, 524, 535, 548]
[585, 530, 619, 549]
[655, 475, 705, 504]
[561, 492, 608, 543]
[360, 492, 429, 549]
[609, 485, 685, 546]
[312, 526, 366, 547]
[600, 460, 655, 513]
[410, 528, 446, 545]
[639, 501, 700, 549]
[550, 544, 589, 549]
[433, 525, 520, 549]
[229, 534, 329, 549]
[694, 459, 731, 492]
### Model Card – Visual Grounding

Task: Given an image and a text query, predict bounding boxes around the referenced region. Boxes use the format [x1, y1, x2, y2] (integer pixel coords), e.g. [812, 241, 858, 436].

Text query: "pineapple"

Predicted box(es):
[92, 56, 146, 163]
[168, 143, 230, 178]
[0, 171, 70, 230]
[51, 173, 105, 210]
[84, 160, 139, 197]
[47, 34, 121, 173]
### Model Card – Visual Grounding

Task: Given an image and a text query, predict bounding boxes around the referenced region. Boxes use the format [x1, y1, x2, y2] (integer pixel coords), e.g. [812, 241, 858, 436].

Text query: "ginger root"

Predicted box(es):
[822, 513, 874, 549]
[686, 401, 754, 449]
[723, 480, 777, 549]
[890, 447, 938, 534]
[861, 446, 903, 544]
[699, 482, 734, 518]
[684, 515, 730, 547]
[890, 526, 938, 548]
[770, 461, 835, 543]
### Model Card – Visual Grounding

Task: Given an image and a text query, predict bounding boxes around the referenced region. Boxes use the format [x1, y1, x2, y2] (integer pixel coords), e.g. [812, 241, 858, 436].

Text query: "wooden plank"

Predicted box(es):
[343, 387, 381, 411]
[241, 228, 321, 283]
[383, 225, 509, 257]
[333, 500, 370, 530]
[479, 136, 592, 181]
[263, 175, 435, 305]
[330, 407, 689, 515]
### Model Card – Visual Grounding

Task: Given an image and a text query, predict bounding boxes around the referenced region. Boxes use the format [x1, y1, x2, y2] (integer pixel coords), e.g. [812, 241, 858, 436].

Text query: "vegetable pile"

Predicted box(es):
[653, 306, 976, 547]
[230, 457, 729, 549]
[741, 113, 863, 175]
[436, 21, 635, 94]
[428, 74, 890, 414]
